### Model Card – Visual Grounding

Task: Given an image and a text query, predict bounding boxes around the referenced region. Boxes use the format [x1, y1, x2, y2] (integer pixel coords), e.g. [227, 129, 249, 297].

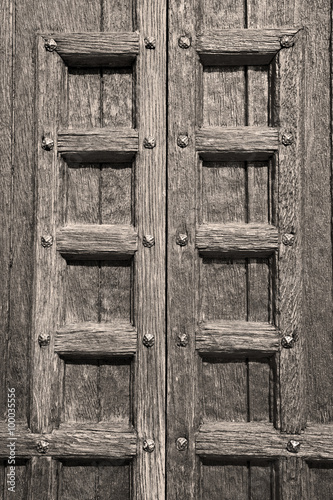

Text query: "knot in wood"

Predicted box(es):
[281, 335, 295, 349]
[176, 233, 188, 246]
[38, 333, 50, 347]
[176, 437, 188, 451]
[144, 36, 156, 49]
[42, 137, 54, 151]
[143, 137, 156, 149]
[143, 333, 155, 348]
[36, 440, 49, 454]
[177, 333, 188, 347]
[280, 35, 295, 48]
[44, 38, 57, 52]
[282, 233, 295, 246]
[143, 439, 155, 453]
[286, 440, 300, 453]
[281, 132, 294, 146]
[143, 235, 155, 248]
[41, 235, 53, 248]
[178, 35, 191, 49]
[177, 134, 189, 148]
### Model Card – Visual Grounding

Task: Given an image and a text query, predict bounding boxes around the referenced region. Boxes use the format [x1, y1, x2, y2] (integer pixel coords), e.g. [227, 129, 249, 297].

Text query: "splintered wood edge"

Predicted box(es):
[196, 320, 279, 355]
[55, 321, 137, 357]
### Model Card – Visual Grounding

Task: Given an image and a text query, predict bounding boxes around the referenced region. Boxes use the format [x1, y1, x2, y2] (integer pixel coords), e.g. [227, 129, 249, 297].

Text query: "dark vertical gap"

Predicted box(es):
[244, 0, 248, 29]
[246, 258, 251, 421]
[248, 461, 251, 500]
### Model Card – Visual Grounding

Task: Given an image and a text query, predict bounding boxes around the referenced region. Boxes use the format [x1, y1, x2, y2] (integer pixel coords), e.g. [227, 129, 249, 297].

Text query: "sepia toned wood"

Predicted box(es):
[55, 321, 137, 357]
[57, 224, 137, 259]
[196, 223, 278, 256]
[196, 127, 278, 161]
[197, 28, 299, 65]
[309, 463, 333, 500]
[28, 457, 57, 500]
[58, 128, 138, 162]
[201, 460, 249, 500]
[45, 32, 139, 66]
[196, 320, 279, 356]
[279, 457, 308, 500]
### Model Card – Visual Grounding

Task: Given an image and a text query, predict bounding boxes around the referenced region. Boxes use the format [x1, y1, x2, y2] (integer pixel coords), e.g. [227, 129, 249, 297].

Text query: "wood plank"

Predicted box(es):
[57, 224, 138, 259]
[55, 321, 137, 356]
[196, 223, 278, 256]
[197, 28, 299, 65]
[43, 32, 139, 66]
[29, 457, 57, 500]
[196, 127, 279, 160]
[59, 463, 96, 500]
[58, 128, 138, 162]
[279, 458, 308, 500]
[309, 463, 333, 500]
[201, 460, 249, 499]
[98, 463, 131, 499]
[196, 320, 279, 356]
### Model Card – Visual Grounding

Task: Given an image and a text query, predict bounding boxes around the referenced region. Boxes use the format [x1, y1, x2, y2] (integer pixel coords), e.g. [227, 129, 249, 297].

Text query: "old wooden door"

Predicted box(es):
[1, 0, 333, 498]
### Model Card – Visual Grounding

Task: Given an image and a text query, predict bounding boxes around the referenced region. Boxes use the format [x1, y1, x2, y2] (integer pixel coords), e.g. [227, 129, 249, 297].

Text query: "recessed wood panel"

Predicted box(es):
[0, 461, 27, 499]
[59, 461, 131, 500]
[309, 463, 333, 500]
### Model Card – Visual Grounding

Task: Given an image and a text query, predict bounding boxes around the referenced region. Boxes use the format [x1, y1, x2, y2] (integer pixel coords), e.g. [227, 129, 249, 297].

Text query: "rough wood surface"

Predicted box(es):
[196, 223, 278, 255]
[196, 320, 279, 355]
[58, 128, 138, 162]
[55, 321, 137, 356]
[46, 32, 139, 66]
[197, 28, 299, 65]
[196, 127, 278, 160]
[28, 457, 58, 500]
[57, 224, 137, 259]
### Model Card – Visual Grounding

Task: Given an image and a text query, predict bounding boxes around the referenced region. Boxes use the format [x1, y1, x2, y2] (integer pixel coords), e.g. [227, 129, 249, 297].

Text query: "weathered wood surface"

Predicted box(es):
[196, 127, 278, 160]
[197, 28, 299, 65]
[58, 128, 138, 162]
[196, 223, 278, 255]
[44, 32, 139, 66]
[57, 224, 137, 259]
[196, 320, 279, 355]
[55, 321, 137, 356]
[28, 457, 58, 500]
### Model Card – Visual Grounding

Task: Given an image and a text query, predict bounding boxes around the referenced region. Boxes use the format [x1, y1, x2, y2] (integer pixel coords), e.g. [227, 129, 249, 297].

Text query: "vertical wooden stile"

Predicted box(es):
[135, 1, 167, 498]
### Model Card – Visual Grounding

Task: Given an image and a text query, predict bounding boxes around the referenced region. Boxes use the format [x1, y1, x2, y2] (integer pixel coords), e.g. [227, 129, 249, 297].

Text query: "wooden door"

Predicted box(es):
[1, 0, 333, 499]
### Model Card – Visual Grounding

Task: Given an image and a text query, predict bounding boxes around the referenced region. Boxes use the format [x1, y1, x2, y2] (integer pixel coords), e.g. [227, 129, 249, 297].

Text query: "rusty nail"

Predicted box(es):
[282, 233, 295, 246]
[177, 333, 188, 347]
[280, 35, 295, 48]
[44, 38, 57, 52]
[143, 333, 155, 348]
[42, 137, 54, 151]
[143, 439, 155, 453]
[36, 440, 49, 454]
[41, 235, 53, 248]
[144, 36, 156, 49]
[143, 137, 156, 149]
[178, 35, 191, 49]
[143, 235, 155, 248]
[176, 437, 188, 451]
[38, 333, 50, 347]
[286, 440, 300, 453]
[177, 134, 189, 148]
[281, 132, 294, 146]
[281, 335, 295, 349]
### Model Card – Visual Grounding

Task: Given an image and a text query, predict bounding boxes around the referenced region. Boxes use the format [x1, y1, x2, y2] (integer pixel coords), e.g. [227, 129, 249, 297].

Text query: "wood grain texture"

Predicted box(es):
[28, 457, 58, 500]
[196, 127, 278, 160]
[55, 321, 137, 356]
[196, 321, 279, 355]
[57, 224, 137, 259]
[58, 128, 138, 162]
[45, 32, 139, 66]
[196, 223, 278, 256]
[309, 463, 333, 500]
[197, 28, 299, 65]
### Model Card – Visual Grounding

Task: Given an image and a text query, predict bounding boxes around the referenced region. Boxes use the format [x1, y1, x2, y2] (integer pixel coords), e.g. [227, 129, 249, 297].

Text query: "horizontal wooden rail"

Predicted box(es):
[196, 223, 278, 256]
[196, 422, 333, 461]
[196, 127, 278, 161]
[196, 320, 279, 356]
[42, 32, 139, 66]
[56, 224, 137, 259]
[55, 321, 137, 357]
[197, 28, 299, 65]
[57, 128, 138, 162]
[0, 423, 136, 459]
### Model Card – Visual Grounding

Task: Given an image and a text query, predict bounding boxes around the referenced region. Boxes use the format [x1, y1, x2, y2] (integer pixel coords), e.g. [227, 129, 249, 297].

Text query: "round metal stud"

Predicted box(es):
[42, 137, 54, 151]
[282, 233, 295, 246]
[143, 235, 155, 248]
[143, 137, 156, 149]
[281, 132, 294, 146]
[44, 38, 57, 52]
[177, 333, 189, 347]
[177, 134, 189, 148]
[286, 440, 300, 453]
[41, 235, 53, 248]
[38, 333, 50, 347]
[176, 233, 188, 246]
[176, 437, 188, 451]
[144, 36, 156, 49]
[36, 440, 49, 454]
[178, 35, 191, 49]
[281, 335, 295, 349]
[143, 333, 155, 348]
[143, 439, 155, 453]
[280, 35, 295, 48]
